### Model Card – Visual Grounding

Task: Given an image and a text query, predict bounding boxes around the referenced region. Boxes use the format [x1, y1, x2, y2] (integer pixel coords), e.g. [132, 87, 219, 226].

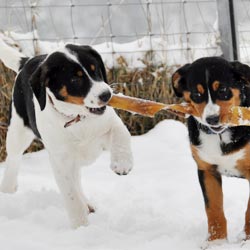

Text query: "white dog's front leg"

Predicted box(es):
[110, 116, 133, 175]
[49, 156, 89, 228]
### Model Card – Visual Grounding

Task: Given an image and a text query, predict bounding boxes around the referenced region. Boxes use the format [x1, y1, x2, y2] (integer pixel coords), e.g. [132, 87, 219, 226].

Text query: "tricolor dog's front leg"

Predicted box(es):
[49, 155, 90, 228]
[109, 114, 133, 175]
[192, 146, 227, 241]
[245, 181, 250, 239]
[198, 169, 227, 241]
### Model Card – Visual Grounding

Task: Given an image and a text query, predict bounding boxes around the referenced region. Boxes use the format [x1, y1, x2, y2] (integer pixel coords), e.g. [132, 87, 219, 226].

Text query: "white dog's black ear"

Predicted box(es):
[172, 64, 191, 97]
[29, 64, 48, 111]
[87, 47, 108, 83]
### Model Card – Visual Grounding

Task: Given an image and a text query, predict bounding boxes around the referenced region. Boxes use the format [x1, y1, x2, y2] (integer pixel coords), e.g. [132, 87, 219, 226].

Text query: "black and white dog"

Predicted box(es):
[0, 41, 133, 228]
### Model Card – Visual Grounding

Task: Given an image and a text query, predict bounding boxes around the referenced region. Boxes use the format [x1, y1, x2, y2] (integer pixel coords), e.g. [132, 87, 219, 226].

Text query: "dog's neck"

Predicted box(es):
[195, 119, 227, 135]
[47, 94, 85, 128]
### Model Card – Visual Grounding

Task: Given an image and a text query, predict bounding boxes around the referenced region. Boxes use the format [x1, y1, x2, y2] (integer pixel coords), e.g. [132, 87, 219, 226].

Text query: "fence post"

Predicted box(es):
[217, 0, 239, 61]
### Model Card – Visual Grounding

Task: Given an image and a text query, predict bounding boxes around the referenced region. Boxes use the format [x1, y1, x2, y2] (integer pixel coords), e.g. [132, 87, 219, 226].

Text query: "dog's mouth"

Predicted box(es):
[86, 106, 106, 115]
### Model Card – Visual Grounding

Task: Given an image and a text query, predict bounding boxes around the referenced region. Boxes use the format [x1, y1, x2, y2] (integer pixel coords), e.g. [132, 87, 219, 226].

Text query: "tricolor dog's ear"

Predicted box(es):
[171, 64, 191, 97]
[230, 61, 250, 105]
[29, 64, 48, 111]
[230, 61, 250, 83]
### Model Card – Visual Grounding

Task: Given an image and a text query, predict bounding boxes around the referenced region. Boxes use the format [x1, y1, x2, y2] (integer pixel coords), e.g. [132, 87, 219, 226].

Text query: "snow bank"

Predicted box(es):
[7, 31, 222, 68]
[0, 120, 249, 250]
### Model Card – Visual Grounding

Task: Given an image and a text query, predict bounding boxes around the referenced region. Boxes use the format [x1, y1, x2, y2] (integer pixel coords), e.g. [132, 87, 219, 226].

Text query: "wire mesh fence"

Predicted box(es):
[0, 0, 221, 67]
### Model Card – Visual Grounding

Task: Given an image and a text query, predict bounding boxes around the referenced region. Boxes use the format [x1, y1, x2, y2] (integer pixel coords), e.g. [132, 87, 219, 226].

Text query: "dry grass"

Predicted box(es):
[0, 56, 183, 162]
[107, 62, 183, 135]
[0, 61, 43, 163]
[0, 61, 15, 162]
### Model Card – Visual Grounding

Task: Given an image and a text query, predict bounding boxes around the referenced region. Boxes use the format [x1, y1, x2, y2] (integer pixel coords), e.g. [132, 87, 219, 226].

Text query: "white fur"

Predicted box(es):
[0, 39, 24, 72]
[202, 91, 220, 124]
[0, 47, 133, 228]
[85, 80, 112, 107]
[197, 130, 244, 177]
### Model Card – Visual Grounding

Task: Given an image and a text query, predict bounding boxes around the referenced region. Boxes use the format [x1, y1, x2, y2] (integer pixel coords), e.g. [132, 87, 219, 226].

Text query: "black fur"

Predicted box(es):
[173, 57, 250, 155]
[198, 169, 208, 207]
[12, 45, 107, 139]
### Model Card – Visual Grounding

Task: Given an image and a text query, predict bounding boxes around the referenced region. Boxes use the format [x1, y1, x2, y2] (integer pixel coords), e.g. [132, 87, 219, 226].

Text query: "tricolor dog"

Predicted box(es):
[0, 43, 133, 228]
[172, 57, 250, 241]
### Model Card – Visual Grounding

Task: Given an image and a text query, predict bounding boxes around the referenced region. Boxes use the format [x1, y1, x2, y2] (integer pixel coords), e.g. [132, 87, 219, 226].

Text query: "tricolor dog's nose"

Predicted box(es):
[206, 115, 219, 125]
[99, 91, 112, 103]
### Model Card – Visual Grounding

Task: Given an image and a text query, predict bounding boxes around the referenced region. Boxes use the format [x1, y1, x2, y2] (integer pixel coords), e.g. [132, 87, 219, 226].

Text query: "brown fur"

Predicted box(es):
[59, 86, 84, 105]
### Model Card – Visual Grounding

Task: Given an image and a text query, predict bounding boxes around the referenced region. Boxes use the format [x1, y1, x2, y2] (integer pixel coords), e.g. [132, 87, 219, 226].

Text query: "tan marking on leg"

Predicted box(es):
[192, 145, 227, 241]
[204, 170, 227, 241]
[245, 196, 250, 239]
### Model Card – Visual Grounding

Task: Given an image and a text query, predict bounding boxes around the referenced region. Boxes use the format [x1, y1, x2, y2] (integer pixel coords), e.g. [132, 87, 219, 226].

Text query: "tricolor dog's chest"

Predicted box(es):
[197, 130, 245, 177]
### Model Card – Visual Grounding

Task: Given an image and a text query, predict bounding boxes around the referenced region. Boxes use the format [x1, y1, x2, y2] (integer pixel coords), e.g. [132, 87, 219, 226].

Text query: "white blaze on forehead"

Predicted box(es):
[48, 45, 112, 108]
[202, 89, 220, 123]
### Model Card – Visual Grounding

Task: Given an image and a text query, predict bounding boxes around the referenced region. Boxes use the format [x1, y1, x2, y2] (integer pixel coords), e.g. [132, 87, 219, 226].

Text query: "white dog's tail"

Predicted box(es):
[0, 38, 26, 73]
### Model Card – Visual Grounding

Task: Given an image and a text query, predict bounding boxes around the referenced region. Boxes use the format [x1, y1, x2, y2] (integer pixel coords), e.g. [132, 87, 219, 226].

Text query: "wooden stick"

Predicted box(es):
[108, 94, 198, 117]
[108, 94, 250, 127]
[223, 106, 250, 126]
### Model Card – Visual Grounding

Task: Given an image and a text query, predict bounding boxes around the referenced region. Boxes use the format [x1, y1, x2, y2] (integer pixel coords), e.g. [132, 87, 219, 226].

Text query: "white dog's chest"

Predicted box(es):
[197, 131, 245, 177]
[36, 106, 113, 166]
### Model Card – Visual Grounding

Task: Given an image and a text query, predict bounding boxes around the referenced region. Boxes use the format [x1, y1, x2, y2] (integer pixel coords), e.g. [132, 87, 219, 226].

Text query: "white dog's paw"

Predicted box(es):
[110, 157, 133, 175]
[0, 179, 18, 193]
[68, 203, 93, 229]
[70, 208, 89, 229]
[71, 216, 89, 229]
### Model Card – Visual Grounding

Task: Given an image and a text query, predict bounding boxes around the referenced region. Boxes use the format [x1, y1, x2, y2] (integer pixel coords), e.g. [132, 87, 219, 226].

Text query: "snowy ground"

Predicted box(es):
[0, 120, 250, 250]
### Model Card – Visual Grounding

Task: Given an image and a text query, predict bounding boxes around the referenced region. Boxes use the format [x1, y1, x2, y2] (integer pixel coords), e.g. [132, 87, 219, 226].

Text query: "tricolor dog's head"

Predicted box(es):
[172, 57, 250, 133]
[30, 44, 112, 116]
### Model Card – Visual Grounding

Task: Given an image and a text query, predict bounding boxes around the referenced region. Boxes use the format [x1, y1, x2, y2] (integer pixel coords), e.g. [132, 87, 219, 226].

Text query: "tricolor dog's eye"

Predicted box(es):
[217, 86, 231, 100]
[191, 84, 204, 103]
[191, 91, 203, 103]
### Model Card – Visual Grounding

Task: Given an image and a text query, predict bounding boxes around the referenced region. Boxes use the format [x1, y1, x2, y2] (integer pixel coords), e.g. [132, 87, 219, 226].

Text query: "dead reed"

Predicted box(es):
[0, 56, 183, 162]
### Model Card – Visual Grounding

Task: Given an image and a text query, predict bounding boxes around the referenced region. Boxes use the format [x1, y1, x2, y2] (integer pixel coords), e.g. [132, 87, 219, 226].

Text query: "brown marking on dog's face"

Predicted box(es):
[90, 64, 95, 71]
[197, 84, 205, 94]
[183, 92, 205, 119]
[59, 86, 84, 105]
[212, 81, 220, 92]
[77, 70, 83, 77]
[216, 88, 241, 123]
[172, 72, 181, 90]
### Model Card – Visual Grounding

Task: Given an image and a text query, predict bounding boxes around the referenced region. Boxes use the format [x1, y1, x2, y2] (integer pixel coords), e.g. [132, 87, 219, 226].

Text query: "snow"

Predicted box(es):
[0, 120, 250, 250]
[5, 31, 222, 69]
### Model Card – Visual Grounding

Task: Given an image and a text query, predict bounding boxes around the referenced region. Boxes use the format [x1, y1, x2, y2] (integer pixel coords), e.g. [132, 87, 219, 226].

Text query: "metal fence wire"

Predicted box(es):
[1, 0, 250, 66]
